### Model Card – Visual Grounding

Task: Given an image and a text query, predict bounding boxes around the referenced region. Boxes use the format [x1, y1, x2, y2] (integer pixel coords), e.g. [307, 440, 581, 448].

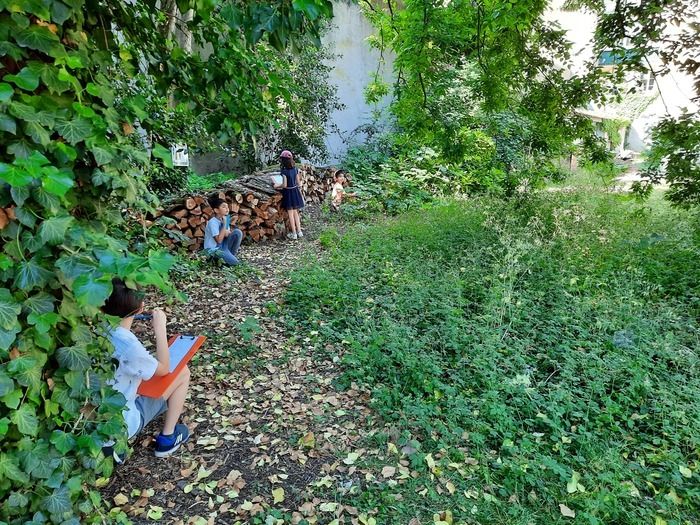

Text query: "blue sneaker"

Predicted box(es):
[154, 424, 190, 458]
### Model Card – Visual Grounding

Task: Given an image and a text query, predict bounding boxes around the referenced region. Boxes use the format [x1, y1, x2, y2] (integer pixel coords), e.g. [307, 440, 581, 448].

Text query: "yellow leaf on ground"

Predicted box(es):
[425, 453, 436, 470]
[679, 465, 693, 478]
[299, 432, 316, 449]
[113, 493, 128, 506]
[272, 487, 285, 504]
[343, 452, 360, 465]
[559, 504, 576, 518]
[381, 466, 396, 478]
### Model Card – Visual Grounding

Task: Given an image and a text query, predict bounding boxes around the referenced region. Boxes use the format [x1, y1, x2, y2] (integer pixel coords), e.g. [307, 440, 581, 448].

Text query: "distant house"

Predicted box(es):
[546, 2, 698, 154]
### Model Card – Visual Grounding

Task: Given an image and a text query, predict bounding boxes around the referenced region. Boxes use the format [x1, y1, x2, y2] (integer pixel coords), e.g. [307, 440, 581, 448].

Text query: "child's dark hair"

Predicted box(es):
[335, 169, 346, 179]
[281, 157, 295, 169]
[209, 197, 226, 209]
[103, 278, 143, 318]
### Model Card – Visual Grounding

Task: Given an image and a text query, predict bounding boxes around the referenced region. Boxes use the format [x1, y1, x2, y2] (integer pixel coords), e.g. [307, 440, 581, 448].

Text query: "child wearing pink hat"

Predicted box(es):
[273, 150, 305, 239]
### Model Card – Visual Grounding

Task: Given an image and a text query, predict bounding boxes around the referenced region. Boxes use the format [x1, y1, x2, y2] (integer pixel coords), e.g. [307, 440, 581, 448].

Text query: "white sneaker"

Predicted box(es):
[297, 231, 304, 238]
[287, 232, 297, 240]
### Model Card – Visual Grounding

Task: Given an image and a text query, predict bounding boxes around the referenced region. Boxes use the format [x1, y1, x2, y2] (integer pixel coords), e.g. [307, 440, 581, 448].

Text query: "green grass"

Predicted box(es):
[286, 189, 700, 524]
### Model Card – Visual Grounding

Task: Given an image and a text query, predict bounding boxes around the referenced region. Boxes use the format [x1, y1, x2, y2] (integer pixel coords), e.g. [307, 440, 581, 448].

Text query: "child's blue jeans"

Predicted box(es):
[214, 228, 243, 265]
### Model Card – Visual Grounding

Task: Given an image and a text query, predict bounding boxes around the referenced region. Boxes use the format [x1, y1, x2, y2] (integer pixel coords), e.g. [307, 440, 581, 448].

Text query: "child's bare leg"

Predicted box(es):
[287, 212, 296, 234]
[161, 365, 191, 435]
[293, 210, 302, 232]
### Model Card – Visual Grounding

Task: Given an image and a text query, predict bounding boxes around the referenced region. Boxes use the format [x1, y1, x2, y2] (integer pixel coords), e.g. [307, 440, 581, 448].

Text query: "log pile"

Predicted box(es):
[159, 165, 338, 251]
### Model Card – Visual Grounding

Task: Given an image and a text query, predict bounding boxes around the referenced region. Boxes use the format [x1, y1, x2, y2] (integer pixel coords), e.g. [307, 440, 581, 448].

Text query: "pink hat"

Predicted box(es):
[280, 150, 293, 159]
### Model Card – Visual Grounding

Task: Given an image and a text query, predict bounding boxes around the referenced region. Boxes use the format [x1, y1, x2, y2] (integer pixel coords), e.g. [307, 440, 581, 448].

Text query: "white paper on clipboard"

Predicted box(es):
[168, 335, 197, 373]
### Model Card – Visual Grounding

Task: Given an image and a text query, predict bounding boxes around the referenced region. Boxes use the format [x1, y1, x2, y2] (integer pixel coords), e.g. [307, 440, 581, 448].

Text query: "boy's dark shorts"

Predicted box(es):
[135, 395, 167, 434]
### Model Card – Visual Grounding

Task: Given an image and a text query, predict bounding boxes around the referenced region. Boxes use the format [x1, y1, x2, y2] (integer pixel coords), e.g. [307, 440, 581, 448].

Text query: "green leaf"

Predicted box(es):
[0, 326, 20, 351]
[24, 292, 55, 315]
[0, 417, 9, 438]
[25, 120, 51, 145]
[91, 145, 114, 166]
[0, 370, 14, 397]
[0, 288, 21, 330]
[0, 114, 17, 134]
[39, 215, 74, 244]
[0, 453, 29, 483]
[8, 492, 29, 507]
[12, 403, 38, 436]
[51, 430, 76, 454]
[55, 117, 92, 144]
[2, 387, 22, 409]
[42, 168, 74, 196]
[43, 486, 72, 514]
[27, 311, 59, 333]
[0, 82, 13, 102]
[4, 66, 40, 91]
[147, 250, 175, 273]
[0, 162, 33, 187]
[15, 25, 60, 55]
[57, 345, 90, 371]
[14, 257, 54, 290]
[51, 1, 72, 24]
[73, 274, 112, 307]
[152, 143, 173, 168]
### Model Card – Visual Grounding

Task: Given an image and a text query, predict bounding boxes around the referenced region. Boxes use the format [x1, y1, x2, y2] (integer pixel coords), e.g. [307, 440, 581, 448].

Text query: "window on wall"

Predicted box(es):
[639, 71, 655, 91]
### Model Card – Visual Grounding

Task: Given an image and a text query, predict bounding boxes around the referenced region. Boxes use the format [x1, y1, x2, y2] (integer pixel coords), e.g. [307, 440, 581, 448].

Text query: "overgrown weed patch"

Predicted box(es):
[287, 192, 700, 524]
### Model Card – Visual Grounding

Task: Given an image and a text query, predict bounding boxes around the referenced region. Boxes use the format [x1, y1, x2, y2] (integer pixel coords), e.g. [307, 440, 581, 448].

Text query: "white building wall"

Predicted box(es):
[546, 1, 697, 152]
[321, 1, 394, 162]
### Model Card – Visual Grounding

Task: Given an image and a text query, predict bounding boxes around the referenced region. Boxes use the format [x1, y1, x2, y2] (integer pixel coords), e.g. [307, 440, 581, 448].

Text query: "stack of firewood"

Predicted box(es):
[159, 165, 338, 251]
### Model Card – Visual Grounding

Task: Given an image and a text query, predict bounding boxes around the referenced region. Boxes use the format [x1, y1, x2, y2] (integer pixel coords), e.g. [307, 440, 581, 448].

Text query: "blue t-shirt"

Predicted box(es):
[204, 216, 225, 251]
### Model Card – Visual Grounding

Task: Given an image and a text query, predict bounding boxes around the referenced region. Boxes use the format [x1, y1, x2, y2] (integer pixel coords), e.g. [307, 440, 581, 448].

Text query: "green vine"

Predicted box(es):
[0, 0, 332, 521]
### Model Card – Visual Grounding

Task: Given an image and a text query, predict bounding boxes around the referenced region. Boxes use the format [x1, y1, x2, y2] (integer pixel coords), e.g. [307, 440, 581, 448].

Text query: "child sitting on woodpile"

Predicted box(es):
[330, 170, 356, 212]
[203, 197, 244, 265]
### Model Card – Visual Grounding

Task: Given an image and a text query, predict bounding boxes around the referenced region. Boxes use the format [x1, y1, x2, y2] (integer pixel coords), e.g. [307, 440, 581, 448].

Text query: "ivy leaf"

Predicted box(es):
[15, 25, 61, 55]
[8, 352, 45, 389]
[39, 215, 74, 244]
[147, 250, 175, 273]
[42, 168, 74, 196]
[0, 326, 20, 351]
[91, 145, 114, 166]
[4, 66, 40, 91]
[14, 257, 54, 291]
[73, 274, 112, 307]
[152, 143, 174, 168]
[12, 403, 39, 436]
[8, 492, 28, 507]
[0, 114, 17, 134]
[0, 162, 33, 187]
[55, 117, 92, 144]
[0, 82, 13, 102]
[57, 345, 90, 371]
[51, 1, 72, 24]
[51, 430, 76, 454]
[0, 288, 21, 330]
[24, 292, 55, 315]
[2, 387, 22, 409]
[25, 120, 51, 146]
[0, 370, 14, 397]
[27, 311, 59, 334]
[0, 453, 29, 483]
[43, 486, 72, 514]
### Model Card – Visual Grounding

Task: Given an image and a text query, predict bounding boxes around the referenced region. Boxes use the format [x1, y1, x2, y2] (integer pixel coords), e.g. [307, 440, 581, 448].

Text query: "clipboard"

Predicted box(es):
[137, 334, 206, 398]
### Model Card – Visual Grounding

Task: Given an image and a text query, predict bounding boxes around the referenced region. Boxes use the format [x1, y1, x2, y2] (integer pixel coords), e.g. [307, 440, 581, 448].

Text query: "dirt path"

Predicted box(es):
[103, 208, 374, 524]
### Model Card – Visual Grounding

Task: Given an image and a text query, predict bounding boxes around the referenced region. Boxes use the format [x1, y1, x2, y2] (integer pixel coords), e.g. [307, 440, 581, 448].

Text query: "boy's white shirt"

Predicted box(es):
[108, 326, 158, 438]
[331, 182, 344, 204]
